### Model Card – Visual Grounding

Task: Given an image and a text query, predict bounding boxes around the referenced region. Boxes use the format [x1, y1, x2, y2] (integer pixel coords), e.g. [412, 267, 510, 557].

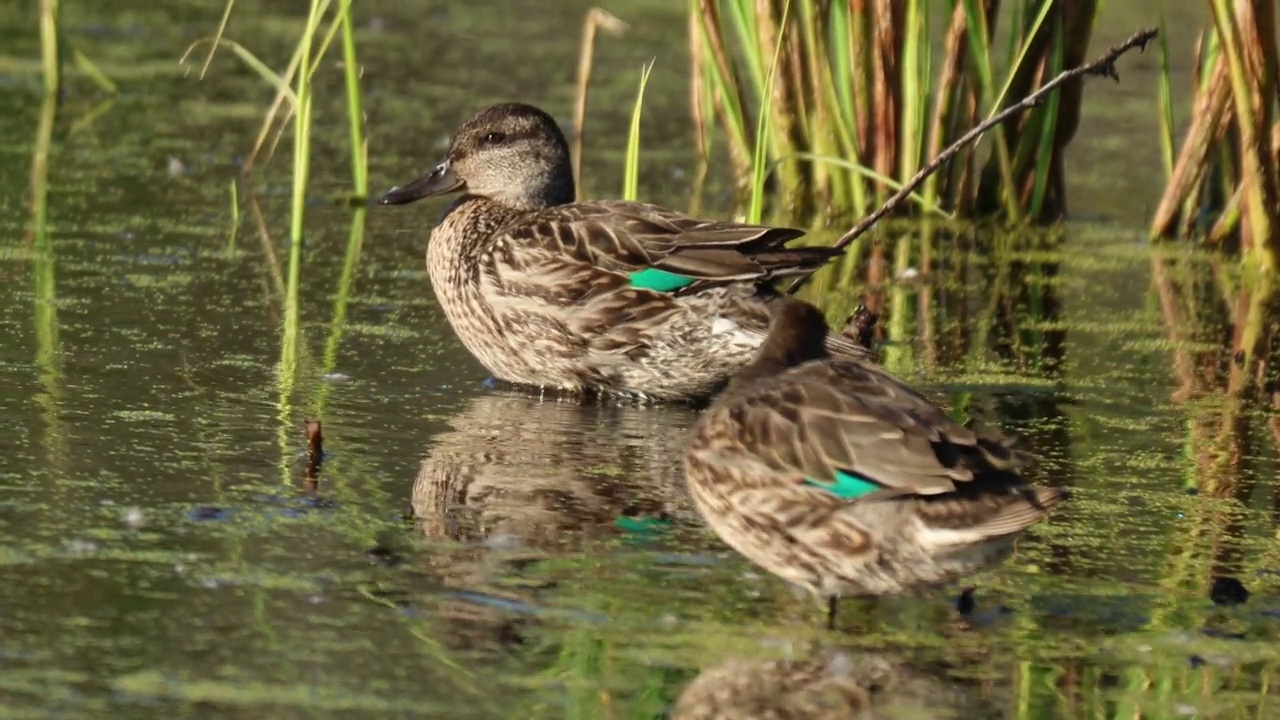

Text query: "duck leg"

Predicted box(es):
[826, 595, 839, 630]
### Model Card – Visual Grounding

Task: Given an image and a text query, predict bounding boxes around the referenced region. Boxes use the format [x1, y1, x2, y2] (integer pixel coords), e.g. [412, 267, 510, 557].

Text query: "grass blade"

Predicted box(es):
[1156, 12, 1175, 181]
[747, 0, 792, 223]
[622, 60, 655, 201]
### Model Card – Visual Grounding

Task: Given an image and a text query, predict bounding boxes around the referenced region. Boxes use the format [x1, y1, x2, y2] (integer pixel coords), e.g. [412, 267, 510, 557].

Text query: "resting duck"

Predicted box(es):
[378, 102, 865, 401]
[683, 298, 1066, 627]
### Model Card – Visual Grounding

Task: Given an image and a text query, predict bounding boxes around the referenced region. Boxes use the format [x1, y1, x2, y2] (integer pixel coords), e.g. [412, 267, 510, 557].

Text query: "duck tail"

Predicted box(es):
[968, 485, 1067, 538]
[822, 331, 875, 361]
[752, 246, 845, 278]
[914, 485, 1068, 550]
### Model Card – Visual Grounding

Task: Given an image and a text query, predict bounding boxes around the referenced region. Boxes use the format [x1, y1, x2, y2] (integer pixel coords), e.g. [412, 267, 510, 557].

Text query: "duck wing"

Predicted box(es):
[712, 359, 1025, 498]
[502, 200, 842, 292]
[693, 358, 1065, 546]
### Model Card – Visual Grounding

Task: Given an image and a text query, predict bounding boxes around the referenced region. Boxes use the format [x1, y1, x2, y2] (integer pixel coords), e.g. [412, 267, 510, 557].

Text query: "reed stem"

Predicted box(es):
[339, 0, 368, 198]
[785, 27, 1157, 294]
[38, 0, 60, 97]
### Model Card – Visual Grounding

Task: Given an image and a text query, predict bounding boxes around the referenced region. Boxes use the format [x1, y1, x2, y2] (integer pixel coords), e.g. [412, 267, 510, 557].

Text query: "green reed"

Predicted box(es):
[745, 0, 791, 224]
[279, 0, 325, 389]
[622, 60, 656, 201]
[38, 0, 58, 95]
[185, 0, 371, 231]
[1156, 15, 1176, 182]
[338, 0, 367, 197]
[35, 0, 116, 96]
[28, 91, 67, 472]
[186, 0, 371, 482]
[311, 207, 367, 418]
[690, 0, 1099, 226]
[226, 178, 240, 255]
[186, 0, 369, 189]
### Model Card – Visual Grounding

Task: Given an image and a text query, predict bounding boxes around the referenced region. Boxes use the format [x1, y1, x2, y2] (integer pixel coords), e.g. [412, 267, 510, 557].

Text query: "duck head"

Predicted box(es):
[730, 300, 832, 389]
[378, 102, 575, 211]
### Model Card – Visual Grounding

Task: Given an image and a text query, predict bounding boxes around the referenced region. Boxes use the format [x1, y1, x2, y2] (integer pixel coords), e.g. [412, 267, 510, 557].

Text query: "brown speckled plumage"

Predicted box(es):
[379, 103, 867, 401]
[684, 299, 1065, 624]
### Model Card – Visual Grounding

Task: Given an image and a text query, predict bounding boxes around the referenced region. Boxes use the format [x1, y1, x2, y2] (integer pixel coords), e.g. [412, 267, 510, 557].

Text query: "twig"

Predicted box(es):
[786, 27, 1159, 295]
[840, 299, 880, 350]
[571, 9, 628, 191]
[304, 418, 324, 484]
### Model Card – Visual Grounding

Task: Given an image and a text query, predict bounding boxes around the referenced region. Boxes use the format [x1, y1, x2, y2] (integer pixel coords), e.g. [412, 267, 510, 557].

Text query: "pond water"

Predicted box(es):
[3, 1, 1280, 718]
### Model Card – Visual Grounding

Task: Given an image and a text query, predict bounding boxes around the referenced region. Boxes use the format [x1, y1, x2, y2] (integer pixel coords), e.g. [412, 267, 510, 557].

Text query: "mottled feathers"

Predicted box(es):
[379, 102, 865, 400]
[684, 299, 1065, 600]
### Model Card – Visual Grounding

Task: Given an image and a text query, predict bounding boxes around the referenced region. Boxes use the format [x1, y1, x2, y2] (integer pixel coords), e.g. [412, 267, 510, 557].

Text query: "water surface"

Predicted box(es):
[3, 1, 1279, 718]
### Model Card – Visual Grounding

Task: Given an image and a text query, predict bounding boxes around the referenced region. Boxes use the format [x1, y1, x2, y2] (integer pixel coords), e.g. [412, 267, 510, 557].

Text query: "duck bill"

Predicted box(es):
[378, 161, 465, 205]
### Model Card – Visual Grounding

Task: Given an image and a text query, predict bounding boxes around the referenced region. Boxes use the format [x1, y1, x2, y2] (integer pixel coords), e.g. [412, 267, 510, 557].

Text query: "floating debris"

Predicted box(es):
[365, 544, 404, 568]
[122, 507, 145, 530]
[188, 506, 233, 522]
[64, 539, 99, 556]
[304, 418, 324, 485]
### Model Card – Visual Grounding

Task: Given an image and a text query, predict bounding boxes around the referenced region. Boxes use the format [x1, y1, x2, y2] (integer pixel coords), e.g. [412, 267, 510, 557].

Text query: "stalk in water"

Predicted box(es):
[622, 60, 655, 201]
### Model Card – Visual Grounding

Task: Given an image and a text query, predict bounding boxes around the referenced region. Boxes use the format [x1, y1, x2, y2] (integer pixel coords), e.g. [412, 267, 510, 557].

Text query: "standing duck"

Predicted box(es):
[683, 299, 1066, 628]
[378, 102, 865, 401]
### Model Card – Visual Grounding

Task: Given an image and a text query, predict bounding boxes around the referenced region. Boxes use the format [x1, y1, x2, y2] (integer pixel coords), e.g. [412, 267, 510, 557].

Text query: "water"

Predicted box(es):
[3, 1, 1280, 718]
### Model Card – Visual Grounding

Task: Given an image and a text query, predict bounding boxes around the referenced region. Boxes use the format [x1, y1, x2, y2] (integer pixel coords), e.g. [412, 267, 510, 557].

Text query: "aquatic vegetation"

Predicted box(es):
[181, 0, 373, 485]
[183, 0, 368, 198]
[1149, 1, 1280, 430]
[34, 0, 116, 96]
[1152, 0, 1279, 270]
[181, 0, 373, 335]
[689, 0, 1102, 224]
[622, 60, 656, 202]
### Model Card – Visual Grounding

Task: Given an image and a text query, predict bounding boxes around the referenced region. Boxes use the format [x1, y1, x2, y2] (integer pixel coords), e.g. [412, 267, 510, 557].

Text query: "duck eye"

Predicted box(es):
[481, 131, 507, 146]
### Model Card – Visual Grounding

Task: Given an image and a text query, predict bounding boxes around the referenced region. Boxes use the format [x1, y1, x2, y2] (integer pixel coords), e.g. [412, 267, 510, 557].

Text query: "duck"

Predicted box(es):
[377, 102, 865, 402]
[683, 298, 1066, 628]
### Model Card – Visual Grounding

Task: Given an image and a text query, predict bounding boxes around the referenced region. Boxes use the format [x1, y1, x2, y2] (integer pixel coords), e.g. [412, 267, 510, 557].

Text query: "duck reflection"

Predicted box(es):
[672, 646, 995, 720]
[412, 390, 702, 554]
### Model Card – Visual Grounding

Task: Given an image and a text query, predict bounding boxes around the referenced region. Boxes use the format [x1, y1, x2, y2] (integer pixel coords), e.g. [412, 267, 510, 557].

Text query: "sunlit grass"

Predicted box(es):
[745, 0, 791, 224]
[1207, 0, 1278, 269]
[622, 60, 655, 202]
[1156, 14, 1176, 182]
[38, 0, 58, 96]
